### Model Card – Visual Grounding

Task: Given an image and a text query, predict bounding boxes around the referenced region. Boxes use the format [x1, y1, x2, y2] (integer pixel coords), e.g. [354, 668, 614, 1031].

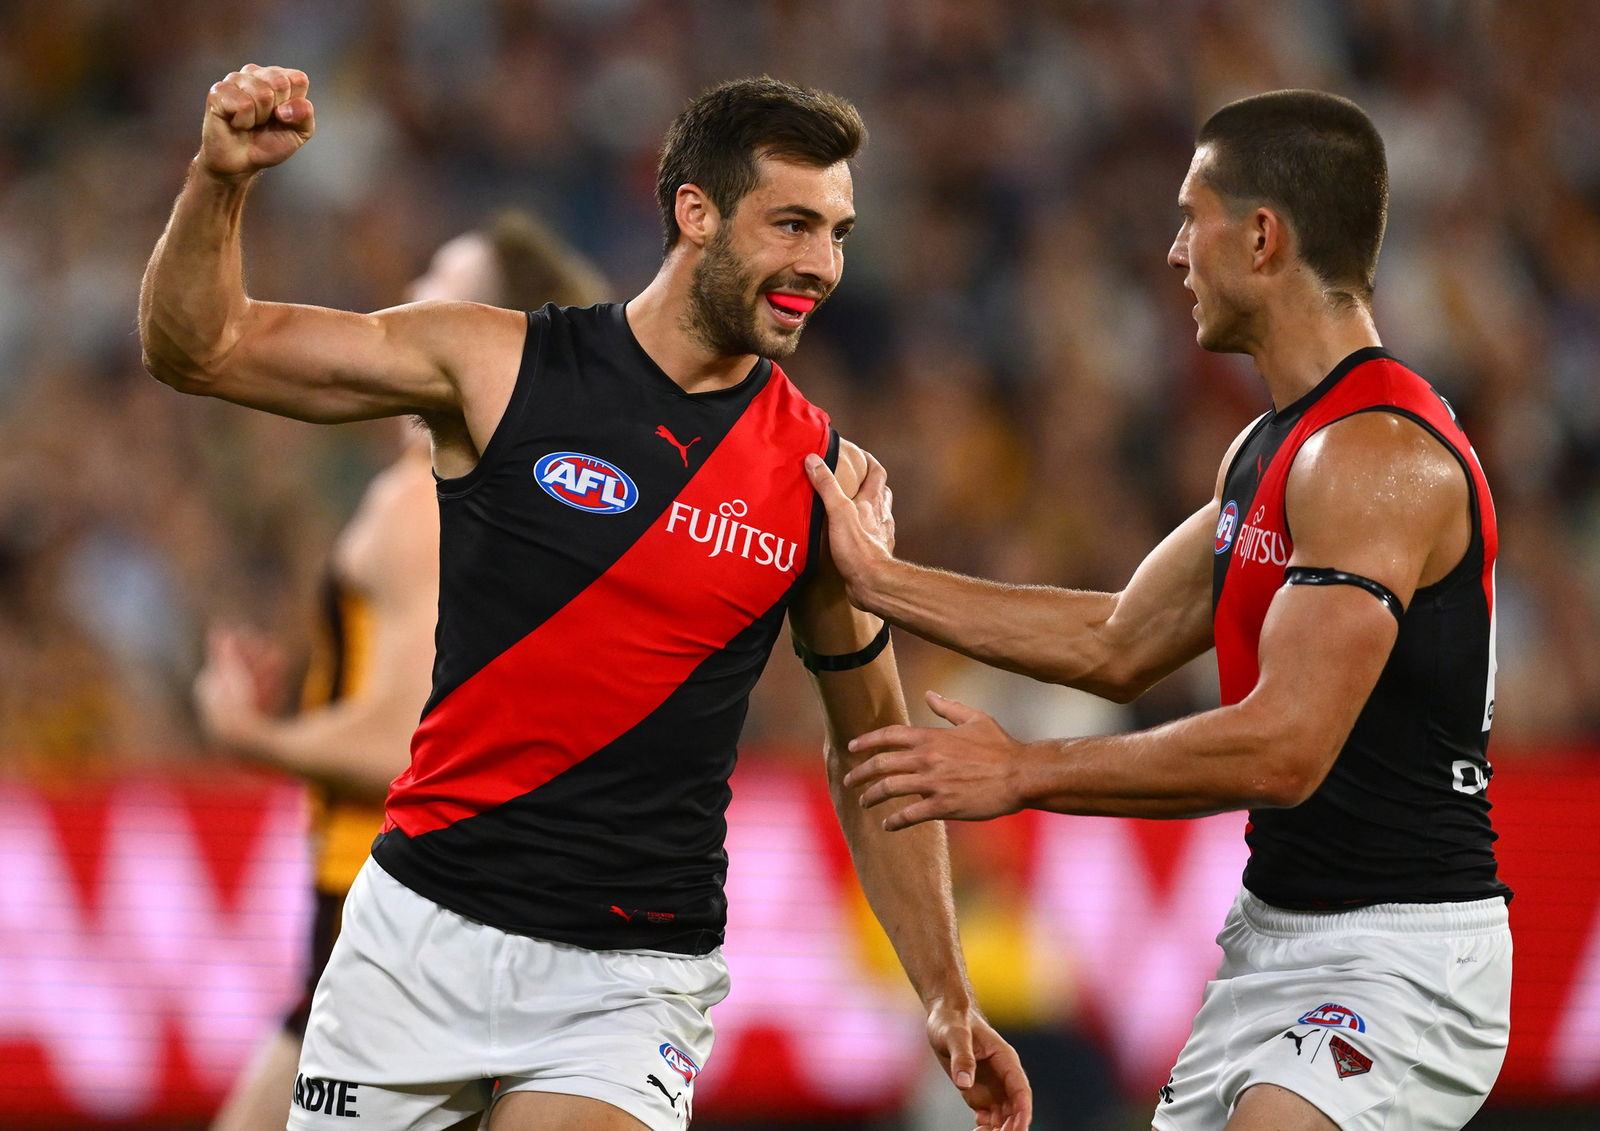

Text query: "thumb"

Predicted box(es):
[804, 453, 851, 511]
[945, 1025, 977, 1091]
[927, 690, 982, 727]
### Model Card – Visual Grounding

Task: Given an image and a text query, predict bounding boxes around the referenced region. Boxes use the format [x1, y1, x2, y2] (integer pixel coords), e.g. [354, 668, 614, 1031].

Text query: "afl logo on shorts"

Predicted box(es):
[658, 1042, 700, 1084]
[1215, 500, 1239, 554]
[534, 452, 638, 514]
[1298, 1002, 1366, 1033]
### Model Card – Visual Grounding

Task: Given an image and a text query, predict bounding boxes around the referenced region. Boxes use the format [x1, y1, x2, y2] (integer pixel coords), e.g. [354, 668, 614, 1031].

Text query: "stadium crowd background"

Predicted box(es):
[0, 1, 1597, 1128]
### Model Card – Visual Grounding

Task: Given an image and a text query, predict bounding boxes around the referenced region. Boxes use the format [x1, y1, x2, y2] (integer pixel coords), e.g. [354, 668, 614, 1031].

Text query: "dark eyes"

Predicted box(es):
[777, 219, 852, 242]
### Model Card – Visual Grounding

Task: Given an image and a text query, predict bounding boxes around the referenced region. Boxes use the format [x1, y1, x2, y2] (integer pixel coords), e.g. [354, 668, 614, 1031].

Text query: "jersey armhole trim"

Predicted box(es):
[435, 306, 550, 499]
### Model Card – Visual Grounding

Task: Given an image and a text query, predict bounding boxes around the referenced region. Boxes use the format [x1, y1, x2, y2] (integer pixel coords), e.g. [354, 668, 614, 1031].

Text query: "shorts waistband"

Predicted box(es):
[1237, 889, 1508, 938]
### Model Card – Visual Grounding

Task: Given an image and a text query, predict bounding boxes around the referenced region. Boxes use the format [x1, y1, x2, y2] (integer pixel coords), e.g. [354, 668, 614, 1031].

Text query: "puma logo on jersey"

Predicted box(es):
[655, 425, 702, 467]
[609, 904, 676, 924]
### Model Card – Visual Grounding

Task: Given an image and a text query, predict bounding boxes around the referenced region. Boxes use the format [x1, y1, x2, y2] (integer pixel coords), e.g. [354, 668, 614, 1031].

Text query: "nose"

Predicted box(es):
[1167, 229, 1187, 272]
[794, 232, 843, 290]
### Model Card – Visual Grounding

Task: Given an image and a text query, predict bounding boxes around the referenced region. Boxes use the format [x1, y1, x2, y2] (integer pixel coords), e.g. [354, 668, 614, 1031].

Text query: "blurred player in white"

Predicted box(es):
[196, 212, 607, 1131]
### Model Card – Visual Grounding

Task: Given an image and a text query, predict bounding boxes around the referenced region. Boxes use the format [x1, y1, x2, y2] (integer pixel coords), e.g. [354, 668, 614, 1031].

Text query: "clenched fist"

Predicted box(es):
[201, 64, 314, 180]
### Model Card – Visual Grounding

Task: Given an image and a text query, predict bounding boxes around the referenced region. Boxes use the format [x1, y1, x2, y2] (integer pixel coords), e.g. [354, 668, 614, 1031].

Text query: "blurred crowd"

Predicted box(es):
[2, 0, 1598, 779]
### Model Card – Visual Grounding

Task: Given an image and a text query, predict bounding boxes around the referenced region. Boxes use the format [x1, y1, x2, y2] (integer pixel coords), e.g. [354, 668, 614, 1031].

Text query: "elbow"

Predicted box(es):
[141, 346, 199, 393]
[1250, 771, 1317, 810]
[142, 351, 217, 397]
[1070, 656, 1153, 705]
[1244, 744, 1333, 809]
[139, 319, 229, 396]
[1085, 675, 1147, 706]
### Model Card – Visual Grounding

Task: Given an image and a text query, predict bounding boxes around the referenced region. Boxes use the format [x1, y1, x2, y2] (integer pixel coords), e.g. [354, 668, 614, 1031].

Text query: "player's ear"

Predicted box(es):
[674, 184, 719, 250]
[1251, 205, 1288, 272]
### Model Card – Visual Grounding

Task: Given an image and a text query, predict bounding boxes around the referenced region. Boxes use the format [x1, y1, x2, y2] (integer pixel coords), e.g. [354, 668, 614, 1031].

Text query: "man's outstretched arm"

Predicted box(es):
[790, 441, 1031, 1131]
[804, 431, 1248, 701]
[841, 411, 1468, 829]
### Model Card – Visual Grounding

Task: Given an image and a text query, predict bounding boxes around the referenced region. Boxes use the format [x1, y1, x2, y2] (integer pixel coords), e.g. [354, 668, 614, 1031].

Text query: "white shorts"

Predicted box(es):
[1152, 889, 1511, 1131]
[289, 859, 730, 1131]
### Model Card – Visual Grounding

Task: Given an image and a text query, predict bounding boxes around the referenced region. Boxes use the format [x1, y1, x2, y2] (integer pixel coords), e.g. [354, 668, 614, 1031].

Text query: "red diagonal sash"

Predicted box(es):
[386, 370, 828, 836]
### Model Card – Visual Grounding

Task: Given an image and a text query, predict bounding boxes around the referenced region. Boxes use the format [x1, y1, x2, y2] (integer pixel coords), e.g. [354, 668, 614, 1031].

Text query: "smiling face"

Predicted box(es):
[685, 154, 855, 361]
[1168, 146, 1259, 354]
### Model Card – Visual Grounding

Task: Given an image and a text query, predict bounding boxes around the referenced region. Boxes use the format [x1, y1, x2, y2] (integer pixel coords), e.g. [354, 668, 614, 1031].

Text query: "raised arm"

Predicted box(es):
[138, 65, 524, 450]
[789, 441, 1031, 1131]
[843, 411, 1470, 828]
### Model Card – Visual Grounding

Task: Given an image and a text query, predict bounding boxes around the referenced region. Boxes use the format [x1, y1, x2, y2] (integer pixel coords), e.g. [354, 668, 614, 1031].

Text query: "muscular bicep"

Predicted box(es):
[197, 299, 524, 432]
[1285, 412, 1470, 607]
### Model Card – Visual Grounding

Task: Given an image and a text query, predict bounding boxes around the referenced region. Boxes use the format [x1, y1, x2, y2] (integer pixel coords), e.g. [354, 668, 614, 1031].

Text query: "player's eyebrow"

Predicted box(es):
[767, 204, 856, 228]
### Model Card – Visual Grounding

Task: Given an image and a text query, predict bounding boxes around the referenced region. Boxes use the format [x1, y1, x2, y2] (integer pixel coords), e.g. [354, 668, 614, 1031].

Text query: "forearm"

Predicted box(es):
[859, 556, 1124, 694]
[1016, 701, 1319, 819]
[217, 700, 411, 800]
[139, 162, 256, 388]
[829, 749, 972, 1009]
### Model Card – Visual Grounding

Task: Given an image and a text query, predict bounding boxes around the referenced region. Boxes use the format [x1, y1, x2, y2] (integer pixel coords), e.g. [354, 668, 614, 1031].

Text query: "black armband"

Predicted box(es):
[1284, 566, 1404, 623]
[792, 623, 891, 673]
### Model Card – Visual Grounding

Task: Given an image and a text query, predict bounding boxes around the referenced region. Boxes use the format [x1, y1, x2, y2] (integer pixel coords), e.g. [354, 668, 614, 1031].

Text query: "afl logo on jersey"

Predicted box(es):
[1298, 1002, 1367, 1033]
[658, 1042, 700, 1084]
[534, 451, 638, 514]
[1215, 500, 1239, 554]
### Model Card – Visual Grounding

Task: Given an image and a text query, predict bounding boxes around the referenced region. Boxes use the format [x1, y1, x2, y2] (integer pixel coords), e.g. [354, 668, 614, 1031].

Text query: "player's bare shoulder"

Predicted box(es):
[1287, 411, 1470, 587]
[834, 437, 869, 495]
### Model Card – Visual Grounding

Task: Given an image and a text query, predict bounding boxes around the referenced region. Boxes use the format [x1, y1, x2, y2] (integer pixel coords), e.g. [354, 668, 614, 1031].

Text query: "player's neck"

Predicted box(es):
[626, 267, 760, 396]
[1250, 293, 1381, 411]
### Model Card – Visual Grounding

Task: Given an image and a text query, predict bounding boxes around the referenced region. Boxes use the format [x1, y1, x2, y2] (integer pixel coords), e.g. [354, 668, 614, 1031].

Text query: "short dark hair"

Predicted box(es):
[1197, 90, 1388, 302]
[484, 209, 608, 309]
[655, 76, 866, 256]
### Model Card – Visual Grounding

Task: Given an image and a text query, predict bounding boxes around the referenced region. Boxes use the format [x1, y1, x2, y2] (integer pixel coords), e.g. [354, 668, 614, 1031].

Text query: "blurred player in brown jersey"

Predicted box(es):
[195, 211, 607, 1131]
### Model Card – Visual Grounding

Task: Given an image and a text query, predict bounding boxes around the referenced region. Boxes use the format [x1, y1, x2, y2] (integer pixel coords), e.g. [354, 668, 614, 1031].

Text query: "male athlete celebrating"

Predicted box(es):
[810, 90, 1510, 1131]
[141, 65, 1029, 1131]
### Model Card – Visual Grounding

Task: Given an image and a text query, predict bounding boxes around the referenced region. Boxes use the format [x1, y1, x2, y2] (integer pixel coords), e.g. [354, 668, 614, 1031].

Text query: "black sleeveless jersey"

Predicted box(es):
[372, 303, 836, 954]
[1211, 348, 1510, 908]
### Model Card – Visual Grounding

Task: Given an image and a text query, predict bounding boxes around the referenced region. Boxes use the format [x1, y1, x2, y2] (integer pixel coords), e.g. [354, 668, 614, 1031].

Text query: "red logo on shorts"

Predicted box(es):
[1329, 1036, 1373, 1079]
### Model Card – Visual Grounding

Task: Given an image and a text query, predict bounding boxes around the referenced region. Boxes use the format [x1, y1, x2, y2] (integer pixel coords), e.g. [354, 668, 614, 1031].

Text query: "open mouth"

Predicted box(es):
[765, 292, 817, 329]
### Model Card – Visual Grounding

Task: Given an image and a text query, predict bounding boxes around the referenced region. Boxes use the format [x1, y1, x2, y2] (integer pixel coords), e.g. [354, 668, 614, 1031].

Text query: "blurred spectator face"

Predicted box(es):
[687, 155, 853, 361]
[405, 233, 505, 305]
[1168, 146, 1257, 353]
